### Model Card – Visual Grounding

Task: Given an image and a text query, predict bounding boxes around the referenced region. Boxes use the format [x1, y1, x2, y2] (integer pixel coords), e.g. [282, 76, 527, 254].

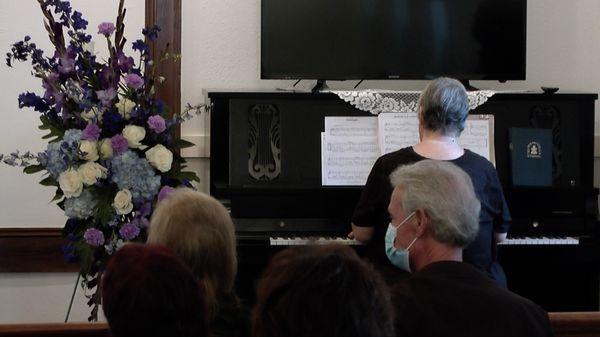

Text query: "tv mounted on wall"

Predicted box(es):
[261, 0, 527, 88]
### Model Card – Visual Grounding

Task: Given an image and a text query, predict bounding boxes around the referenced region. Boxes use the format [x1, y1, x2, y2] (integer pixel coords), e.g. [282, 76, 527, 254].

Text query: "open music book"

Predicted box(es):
[321, 113, 495, 186]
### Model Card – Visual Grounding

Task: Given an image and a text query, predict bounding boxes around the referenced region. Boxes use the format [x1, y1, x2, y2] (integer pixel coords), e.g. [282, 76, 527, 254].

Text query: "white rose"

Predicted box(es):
[58, 168, 83, 198]
[77, 162, 107, 186]
[117, 98, 136, 120]
[99, 138, 113, 159]
[113, 189, 133, 215]
[122, 125, 146, 149]
[79, 140, 99, 161]
[145, 144, 173, 172]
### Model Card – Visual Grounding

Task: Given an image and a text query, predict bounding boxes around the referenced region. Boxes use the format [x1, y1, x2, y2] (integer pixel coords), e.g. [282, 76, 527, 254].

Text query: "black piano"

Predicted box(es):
[208, 91, 600, 310]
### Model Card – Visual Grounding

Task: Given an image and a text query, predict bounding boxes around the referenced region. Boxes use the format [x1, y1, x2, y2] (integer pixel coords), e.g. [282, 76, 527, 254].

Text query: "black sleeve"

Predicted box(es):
[488, 167, 512, 233]
[352, 156, 387, 228]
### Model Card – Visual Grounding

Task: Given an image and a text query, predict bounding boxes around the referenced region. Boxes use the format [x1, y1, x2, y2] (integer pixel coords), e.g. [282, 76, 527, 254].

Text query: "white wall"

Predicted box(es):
[180, 0, 600, 138]
[0, 0, 144, 323]
[1, 0, 600, 323]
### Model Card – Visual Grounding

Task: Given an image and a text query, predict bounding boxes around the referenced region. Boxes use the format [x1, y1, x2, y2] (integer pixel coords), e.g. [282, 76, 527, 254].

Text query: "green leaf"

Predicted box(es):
[39, 176, 58, 187]
[50, 189, 64, 202]
[171, 139, 195, 149]
[23, 165, 45, 174]
[38, 115, 65, 143]
[173, 170, 200, 183]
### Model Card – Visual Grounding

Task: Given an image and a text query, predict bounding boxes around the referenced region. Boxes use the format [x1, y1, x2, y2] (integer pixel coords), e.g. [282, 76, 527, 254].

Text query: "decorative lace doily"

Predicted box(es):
[332, 90, 495, 115]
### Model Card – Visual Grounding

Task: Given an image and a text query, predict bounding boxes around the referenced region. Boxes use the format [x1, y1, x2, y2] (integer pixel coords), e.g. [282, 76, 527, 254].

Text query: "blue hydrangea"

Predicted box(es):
[64, 189, 96, 219]
[43, 129, 82, 178]
[109, 150, 161, 202]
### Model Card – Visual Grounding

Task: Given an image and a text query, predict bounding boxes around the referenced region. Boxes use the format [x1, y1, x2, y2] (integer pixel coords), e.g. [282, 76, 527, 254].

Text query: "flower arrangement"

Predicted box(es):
[2, 0, 205, 321]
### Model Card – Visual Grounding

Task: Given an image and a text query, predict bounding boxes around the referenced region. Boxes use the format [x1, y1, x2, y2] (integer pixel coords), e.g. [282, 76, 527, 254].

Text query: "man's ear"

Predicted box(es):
[414, 208, 429, 236]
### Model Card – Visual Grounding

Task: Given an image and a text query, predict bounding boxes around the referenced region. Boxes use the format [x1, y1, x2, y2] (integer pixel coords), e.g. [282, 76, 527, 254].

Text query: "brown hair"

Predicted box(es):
[102, 243, 207, 337]
[147, 188, 237, 318]
[252, 245, 395, 337]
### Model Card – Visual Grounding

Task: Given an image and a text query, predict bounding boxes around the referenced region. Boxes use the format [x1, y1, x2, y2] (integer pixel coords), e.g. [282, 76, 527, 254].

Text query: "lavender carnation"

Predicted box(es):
[147, 115, 166, 133]
[111, 134, 129, 154]
[124, 73, 144, 90]
[82, 123, 101, 141]
[119, 221, 140, 240]
[64, 189, 96, 219]
[84, 228, 105, 247]
[98, 22, 116, 36]
[109, 150, 161, 202]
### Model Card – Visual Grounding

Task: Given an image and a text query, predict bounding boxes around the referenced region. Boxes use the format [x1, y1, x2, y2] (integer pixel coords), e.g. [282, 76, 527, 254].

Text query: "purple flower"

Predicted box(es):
[142, 25, 161, 41]
[83, 228, 105, 247]
[82, 123, 101, 141]
[157, 186, 174, 202]
[132, 39, 149, 54]
[57, 47, 77, 74]
[72, 11, 88, 30]
[96, 87, 117, 107]
[124, 73, 144, 90]
[117, 52, 134, 72]
[139, 217, 150, 228]
[147, 115, 166, 133]
[111, 134, 129, 154]
[119, 221, 140, 240]
[138, 202, 152, 217]
[98, 22, 116, 36]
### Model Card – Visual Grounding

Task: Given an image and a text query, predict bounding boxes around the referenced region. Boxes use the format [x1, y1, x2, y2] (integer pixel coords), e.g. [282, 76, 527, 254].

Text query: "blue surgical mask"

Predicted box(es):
[385, 211, 418, 272]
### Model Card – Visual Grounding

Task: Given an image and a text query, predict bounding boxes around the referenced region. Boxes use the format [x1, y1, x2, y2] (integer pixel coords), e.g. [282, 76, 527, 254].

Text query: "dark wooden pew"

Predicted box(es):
[549, 312, 600, 337]
[0, 323, 109, 337]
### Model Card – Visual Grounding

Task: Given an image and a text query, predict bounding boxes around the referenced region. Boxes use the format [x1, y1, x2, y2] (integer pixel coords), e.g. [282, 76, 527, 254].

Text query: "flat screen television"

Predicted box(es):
[261, 0, 527, 82]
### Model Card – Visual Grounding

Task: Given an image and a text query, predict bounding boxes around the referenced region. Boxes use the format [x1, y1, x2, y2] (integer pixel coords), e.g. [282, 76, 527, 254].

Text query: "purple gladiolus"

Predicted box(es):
[111, 134, 129, 154]
[96, 87, 117, 107]
[124, 73, 144, 90]
[84, 228, 105, 247]
[98, 22, 116, 36]
[147, 115, 166, 133]
[82, 123, 101, 141]
[119, 221, 140, 240]
[157, 185, 174, 202]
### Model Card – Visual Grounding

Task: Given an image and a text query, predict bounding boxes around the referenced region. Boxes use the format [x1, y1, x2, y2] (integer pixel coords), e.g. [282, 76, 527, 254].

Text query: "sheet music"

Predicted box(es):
[459, 115, 495, 164]
[322, 117, 379, 186]
[378, 112, 420, 155]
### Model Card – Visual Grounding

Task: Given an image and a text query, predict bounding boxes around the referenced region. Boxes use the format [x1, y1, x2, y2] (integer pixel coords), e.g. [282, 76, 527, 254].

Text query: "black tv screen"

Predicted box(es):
[261, 0, 527, 81]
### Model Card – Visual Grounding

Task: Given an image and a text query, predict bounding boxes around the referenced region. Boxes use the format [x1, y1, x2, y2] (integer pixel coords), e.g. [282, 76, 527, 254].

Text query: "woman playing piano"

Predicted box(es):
[351, 77, 512, 286]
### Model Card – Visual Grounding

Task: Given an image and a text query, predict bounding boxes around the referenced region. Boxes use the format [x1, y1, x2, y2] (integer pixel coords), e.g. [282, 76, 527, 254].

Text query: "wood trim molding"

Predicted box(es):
[0, 228, 78, 273]
[145, 0, 182, 142]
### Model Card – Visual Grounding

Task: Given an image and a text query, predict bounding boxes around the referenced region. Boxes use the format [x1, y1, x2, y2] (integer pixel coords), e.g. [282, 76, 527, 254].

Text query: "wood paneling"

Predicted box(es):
[0, 228, 78, 272]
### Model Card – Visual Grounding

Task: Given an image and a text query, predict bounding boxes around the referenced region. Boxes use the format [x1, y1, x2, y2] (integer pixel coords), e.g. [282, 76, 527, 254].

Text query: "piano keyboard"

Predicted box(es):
[498, 236, 579, 246]
[269, 236, 362, 246]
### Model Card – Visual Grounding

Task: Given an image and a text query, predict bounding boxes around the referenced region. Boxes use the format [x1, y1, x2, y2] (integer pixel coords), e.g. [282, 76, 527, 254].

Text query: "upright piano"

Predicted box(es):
[208, 91, 600, 311]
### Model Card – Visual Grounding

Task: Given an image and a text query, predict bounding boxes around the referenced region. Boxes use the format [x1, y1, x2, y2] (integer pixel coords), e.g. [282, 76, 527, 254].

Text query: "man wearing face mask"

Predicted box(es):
[387, 160, 552, 337]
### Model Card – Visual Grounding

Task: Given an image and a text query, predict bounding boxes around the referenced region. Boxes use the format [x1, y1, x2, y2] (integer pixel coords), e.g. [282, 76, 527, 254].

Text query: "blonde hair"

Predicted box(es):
[147, 188, 237, 318]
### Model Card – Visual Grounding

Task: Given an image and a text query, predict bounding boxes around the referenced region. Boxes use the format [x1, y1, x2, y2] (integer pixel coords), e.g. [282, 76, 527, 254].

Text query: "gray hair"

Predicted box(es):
[390, 160, 480, 248]
[418, 77, 469, 137]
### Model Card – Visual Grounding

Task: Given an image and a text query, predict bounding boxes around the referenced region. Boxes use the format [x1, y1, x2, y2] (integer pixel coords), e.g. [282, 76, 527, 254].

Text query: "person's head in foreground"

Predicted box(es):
[386, 159, 480, 272]
[102, 243, 207, 337]
[417, 77, 470, 139]
[252, 245, 395, 337]
[147, 188, 238, 318]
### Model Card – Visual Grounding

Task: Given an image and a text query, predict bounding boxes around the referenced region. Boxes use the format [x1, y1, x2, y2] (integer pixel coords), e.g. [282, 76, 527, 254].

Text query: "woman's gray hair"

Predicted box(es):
[418, 77, 469, 137]
[390, 160, 480, 248]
